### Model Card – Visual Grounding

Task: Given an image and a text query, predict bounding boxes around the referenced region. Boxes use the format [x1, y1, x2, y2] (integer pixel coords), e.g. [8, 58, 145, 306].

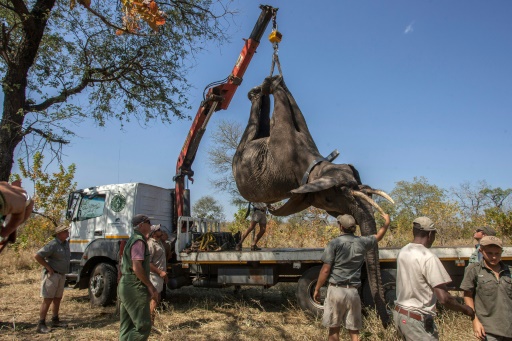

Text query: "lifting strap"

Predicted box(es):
[269, 8, 283, 77]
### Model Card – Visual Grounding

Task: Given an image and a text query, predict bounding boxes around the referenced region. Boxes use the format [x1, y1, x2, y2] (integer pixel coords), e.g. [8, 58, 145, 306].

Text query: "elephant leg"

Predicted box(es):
[268, 193, 311, 216]
[236, 86, 271, 151]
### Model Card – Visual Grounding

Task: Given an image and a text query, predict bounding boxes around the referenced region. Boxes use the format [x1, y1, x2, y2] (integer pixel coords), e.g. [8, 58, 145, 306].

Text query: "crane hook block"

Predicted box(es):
[268, 30, 282, 43]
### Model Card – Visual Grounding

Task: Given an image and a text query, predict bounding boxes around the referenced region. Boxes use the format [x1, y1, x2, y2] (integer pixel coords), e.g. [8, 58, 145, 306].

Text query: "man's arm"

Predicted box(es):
[34, 253, 54, 276]
[433, 284, 474, 318]
[133, 259, 158, 300]
[313, 263, 331, 303]
[464, 290, 486, 340]
[375, 214, 390, 242]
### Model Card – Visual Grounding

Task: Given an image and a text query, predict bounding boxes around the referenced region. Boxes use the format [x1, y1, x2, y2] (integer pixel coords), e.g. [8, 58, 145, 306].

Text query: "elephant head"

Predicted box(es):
[232, 75, 393, 325]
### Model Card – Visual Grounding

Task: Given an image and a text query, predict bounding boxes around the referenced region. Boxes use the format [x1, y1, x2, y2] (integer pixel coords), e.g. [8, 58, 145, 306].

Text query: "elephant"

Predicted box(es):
[232, 75, 393, 326]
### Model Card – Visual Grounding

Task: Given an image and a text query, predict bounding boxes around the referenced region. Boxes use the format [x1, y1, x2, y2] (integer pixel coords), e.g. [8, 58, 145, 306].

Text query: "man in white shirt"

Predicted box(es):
[393, 216, 474, 340]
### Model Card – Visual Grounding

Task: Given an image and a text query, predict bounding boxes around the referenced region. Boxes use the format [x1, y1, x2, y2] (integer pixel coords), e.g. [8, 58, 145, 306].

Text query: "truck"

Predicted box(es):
[63, 4, 512, 316]
[65, 182, 512, 316]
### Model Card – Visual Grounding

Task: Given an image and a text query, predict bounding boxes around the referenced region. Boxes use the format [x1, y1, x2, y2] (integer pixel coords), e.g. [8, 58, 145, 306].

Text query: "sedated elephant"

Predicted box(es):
[232, 75, 393, 326]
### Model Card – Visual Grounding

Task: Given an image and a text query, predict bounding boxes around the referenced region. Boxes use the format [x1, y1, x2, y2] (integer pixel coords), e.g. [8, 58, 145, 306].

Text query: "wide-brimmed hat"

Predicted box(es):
[54, 224, 70, 235]
[413, 217, 437, 232]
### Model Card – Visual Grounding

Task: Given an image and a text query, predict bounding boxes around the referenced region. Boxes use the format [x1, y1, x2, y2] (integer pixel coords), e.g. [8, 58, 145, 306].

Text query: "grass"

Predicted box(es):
[0, 248, 476, 341]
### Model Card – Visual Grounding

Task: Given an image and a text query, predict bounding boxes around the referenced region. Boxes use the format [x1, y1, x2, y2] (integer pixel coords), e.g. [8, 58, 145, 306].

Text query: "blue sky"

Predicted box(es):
[12, 0, 512, 219]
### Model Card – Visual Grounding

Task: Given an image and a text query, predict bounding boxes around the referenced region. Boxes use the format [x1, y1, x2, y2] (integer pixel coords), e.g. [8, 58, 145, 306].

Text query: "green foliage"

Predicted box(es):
[0, 1, 235, 179]
[12, 152, 77, 248]
[192, 195, 225, 221]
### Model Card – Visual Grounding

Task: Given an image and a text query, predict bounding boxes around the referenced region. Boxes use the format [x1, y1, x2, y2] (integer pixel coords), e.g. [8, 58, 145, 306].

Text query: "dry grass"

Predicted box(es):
[0, 248, 476, 341]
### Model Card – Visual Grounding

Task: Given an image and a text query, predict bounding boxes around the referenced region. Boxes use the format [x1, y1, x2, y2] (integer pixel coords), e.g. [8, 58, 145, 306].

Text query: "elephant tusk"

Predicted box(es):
[365, 189, 395, 204]
[351, 190, 386, 217]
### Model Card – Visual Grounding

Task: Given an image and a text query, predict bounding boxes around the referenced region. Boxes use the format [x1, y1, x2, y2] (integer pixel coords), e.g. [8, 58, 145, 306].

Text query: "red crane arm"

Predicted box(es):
[173, 5, 277, 221]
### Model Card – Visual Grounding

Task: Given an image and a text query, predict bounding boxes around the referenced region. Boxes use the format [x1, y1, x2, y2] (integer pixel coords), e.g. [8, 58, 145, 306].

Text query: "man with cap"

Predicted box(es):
[313, 213, 390, 341]
[118, 214, 158, 340]
[393, 217, 474, 340]
[34, 224, 71, 333]
[148, 224, 168, 329]
[468, 226, 497, 264]
[461, 236, 512, 341]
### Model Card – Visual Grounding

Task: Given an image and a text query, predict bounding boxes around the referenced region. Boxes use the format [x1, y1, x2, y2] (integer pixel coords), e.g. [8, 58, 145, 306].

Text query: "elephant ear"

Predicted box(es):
[291, 177, 341, 194]
[268, 194, 310, 216]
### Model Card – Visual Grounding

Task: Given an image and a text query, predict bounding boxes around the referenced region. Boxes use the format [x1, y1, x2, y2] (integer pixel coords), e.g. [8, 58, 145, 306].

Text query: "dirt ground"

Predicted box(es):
[0, 249, 475, 341]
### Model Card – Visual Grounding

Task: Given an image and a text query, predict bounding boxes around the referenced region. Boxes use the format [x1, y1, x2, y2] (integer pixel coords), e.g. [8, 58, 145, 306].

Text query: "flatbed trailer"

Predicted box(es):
[172, 218, 512, 316]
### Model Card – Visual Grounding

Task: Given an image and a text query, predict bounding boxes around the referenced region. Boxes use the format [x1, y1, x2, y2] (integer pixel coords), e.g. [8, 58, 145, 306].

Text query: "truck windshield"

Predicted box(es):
[77, 194, 106, 221]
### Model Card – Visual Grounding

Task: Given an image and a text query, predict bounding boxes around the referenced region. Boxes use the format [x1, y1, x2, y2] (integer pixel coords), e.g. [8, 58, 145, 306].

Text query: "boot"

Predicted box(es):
[36, 320, 51, 334]
[51, 316, 68, 328]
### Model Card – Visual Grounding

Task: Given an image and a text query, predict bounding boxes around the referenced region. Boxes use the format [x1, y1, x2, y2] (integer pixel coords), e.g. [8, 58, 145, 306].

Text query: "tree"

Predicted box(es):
[192, 195, 225, 221]
[207, 119, 245, 205]
[13, 151, 76, 247]
[0, 0, 234, 180]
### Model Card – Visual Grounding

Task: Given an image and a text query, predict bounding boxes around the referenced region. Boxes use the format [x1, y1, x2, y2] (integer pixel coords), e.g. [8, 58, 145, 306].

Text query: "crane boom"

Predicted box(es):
[173, 5, 277, 226]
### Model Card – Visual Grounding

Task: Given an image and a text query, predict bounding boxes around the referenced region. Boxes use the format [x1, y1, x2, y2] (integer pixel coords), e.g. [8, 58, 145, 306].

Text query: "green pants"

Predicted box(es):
[119, 275, 151, 341]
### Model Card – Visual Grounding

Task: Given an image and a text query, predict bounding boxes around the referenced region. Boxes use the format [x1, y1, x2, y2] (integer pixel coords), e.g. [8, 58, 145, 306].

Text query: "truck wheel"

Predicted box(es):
[296, 265, 325, 317]
[362, 269, 396, 312]
[89, 263, 117, 306]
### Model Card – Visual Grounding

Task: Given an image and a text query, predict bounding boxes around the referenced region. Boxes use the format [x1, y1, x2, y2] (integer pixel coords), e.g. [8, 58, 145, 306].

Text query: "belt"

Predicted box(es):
[394, 306, 423, 321]
[329, 283, 359, 289]
[253, 208, 264, 212]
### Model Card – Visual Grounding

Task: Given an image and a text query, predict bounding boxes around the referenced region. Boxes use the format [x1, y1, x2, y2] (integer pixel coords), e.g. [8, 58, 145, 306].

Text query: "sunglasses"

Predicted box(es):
[143, 220, 151, 225]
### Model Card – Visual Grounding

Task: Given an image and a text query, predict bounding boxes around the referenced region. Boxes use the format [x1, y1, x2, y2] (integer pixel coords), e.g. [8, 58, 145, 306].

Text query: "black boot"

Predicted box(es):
[36, 320, 51, 334]
[51, 316, 68, 328]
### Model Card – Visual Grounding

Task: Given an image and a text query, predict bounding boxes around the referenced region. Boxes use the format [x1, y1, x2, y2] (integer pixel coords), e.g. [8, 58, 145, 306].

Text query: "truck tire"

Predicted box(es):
[296, 265, 325, 317]
[362, 269, 396, 312]
[89, 263, 117, 306]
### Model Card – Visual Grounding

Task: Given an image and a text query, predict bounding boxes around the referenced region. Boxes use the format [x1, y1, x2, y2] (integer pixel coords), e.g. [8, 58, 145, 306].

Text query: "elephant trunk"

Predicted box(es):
[353, 201, 390, 327]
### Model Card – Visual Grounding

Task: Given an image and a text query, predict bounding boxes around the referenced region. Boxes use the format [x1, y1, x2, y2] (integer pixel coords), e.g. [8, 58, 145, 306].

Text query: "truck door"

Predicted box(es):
[70, 191, 108, 253]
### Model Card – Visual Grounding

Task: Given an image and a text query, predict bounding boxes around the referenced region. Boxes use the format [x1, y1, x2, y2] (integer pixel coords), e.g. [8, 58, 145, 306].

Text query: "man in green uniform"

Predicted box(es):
[118, 214, 158, 341]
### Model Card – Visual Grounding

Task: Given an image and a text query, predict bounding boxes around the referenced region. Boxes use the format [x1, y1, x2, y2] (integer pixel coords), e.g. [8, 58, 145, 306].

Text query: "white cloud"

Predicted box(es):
[404, 21, 415, 34]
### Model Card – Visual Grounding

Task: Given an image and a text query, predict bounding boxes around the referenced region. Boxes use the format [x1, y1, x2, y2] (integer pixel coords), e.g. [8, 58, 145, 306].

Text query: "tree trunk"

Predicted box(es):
[0, 0, 56, 181]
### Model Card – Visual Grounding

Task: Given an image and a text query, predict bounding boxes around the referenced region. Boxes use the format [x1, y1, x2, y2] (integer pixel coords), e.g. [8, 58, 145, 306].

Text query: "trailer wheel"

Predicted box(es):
[89, 263, 117, 306]
[296, 265, 326, 317]
[362, 269, 396, 313]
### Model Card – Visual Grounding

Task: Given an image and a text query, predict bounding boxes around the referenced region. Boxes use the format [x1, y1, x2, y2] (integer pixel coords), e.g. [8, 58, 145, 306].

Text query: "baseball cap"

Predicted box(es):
[476, 226, 496, 236]
[131, 214, 152, 227]
[337, 214, 356, 228]
[479, 236, 502, 248]
[150, 224, 161, 235]
[413, 217, 437, 232]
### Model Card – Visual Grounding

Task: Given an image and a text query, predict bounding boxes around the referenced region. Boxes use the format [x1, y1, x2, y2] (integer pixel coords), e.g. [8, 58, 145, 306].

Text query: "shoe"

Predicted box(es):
[151, 325, 162, 335]
[36, 322, 51, 334]
[235, 243, 242, 251]
[51, 317, 68, 328]
[250, 245, 261, 251]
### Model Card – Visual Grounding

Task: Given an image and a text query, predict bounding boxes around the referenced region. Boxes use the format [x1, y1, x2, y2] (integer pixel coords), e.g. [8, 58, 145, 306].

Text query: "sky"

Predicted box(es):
[10, 0, 512, 220]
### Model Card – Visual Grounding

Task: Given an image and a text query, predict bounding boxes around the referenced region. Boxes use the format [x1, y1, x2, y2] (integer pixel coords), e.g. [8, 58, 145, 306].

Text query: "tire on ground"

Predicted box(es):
[296, 265, 325, 318]
[89, 262, 117, 306]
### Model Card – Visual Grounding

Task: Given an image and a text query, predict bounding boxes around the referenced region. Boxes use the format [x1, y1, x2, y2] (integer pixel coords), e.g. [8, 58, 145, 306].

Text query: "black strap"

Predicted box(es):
[300, 150, 340, 185]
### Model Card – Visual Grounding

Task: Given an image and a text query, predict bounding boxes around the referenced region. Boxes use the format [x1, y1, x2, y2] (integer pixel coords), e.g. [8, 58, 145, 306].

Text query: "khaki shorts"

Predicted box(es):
[150, 273, 164, 293]
[322, 285, 362, 331]
[251, 210, 267, 224]
[41, 272, 66, 298]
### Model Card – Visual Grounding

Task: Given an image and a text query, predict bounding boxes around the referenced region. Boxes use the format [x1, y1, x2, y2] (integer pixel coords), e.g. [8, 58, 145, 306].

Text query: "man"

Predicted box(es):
[313, 213, 390, 341]
[393, 217, 474, 340]
[148, 224, 168, 328]
[118, 214, 159, 341]
[468, 226, 497, 264]
[34, 224, 71, 333]
[0, 180, 34, 253]
[236, 202, 270, 251]
[461, 236, 512, 341]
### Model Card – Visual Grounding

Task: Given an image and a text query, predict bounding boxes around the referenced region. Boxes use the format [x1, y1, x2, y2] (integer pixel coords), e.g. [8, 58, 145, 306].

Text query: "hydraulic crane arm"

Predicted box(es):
[173, 5, 277, 222]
